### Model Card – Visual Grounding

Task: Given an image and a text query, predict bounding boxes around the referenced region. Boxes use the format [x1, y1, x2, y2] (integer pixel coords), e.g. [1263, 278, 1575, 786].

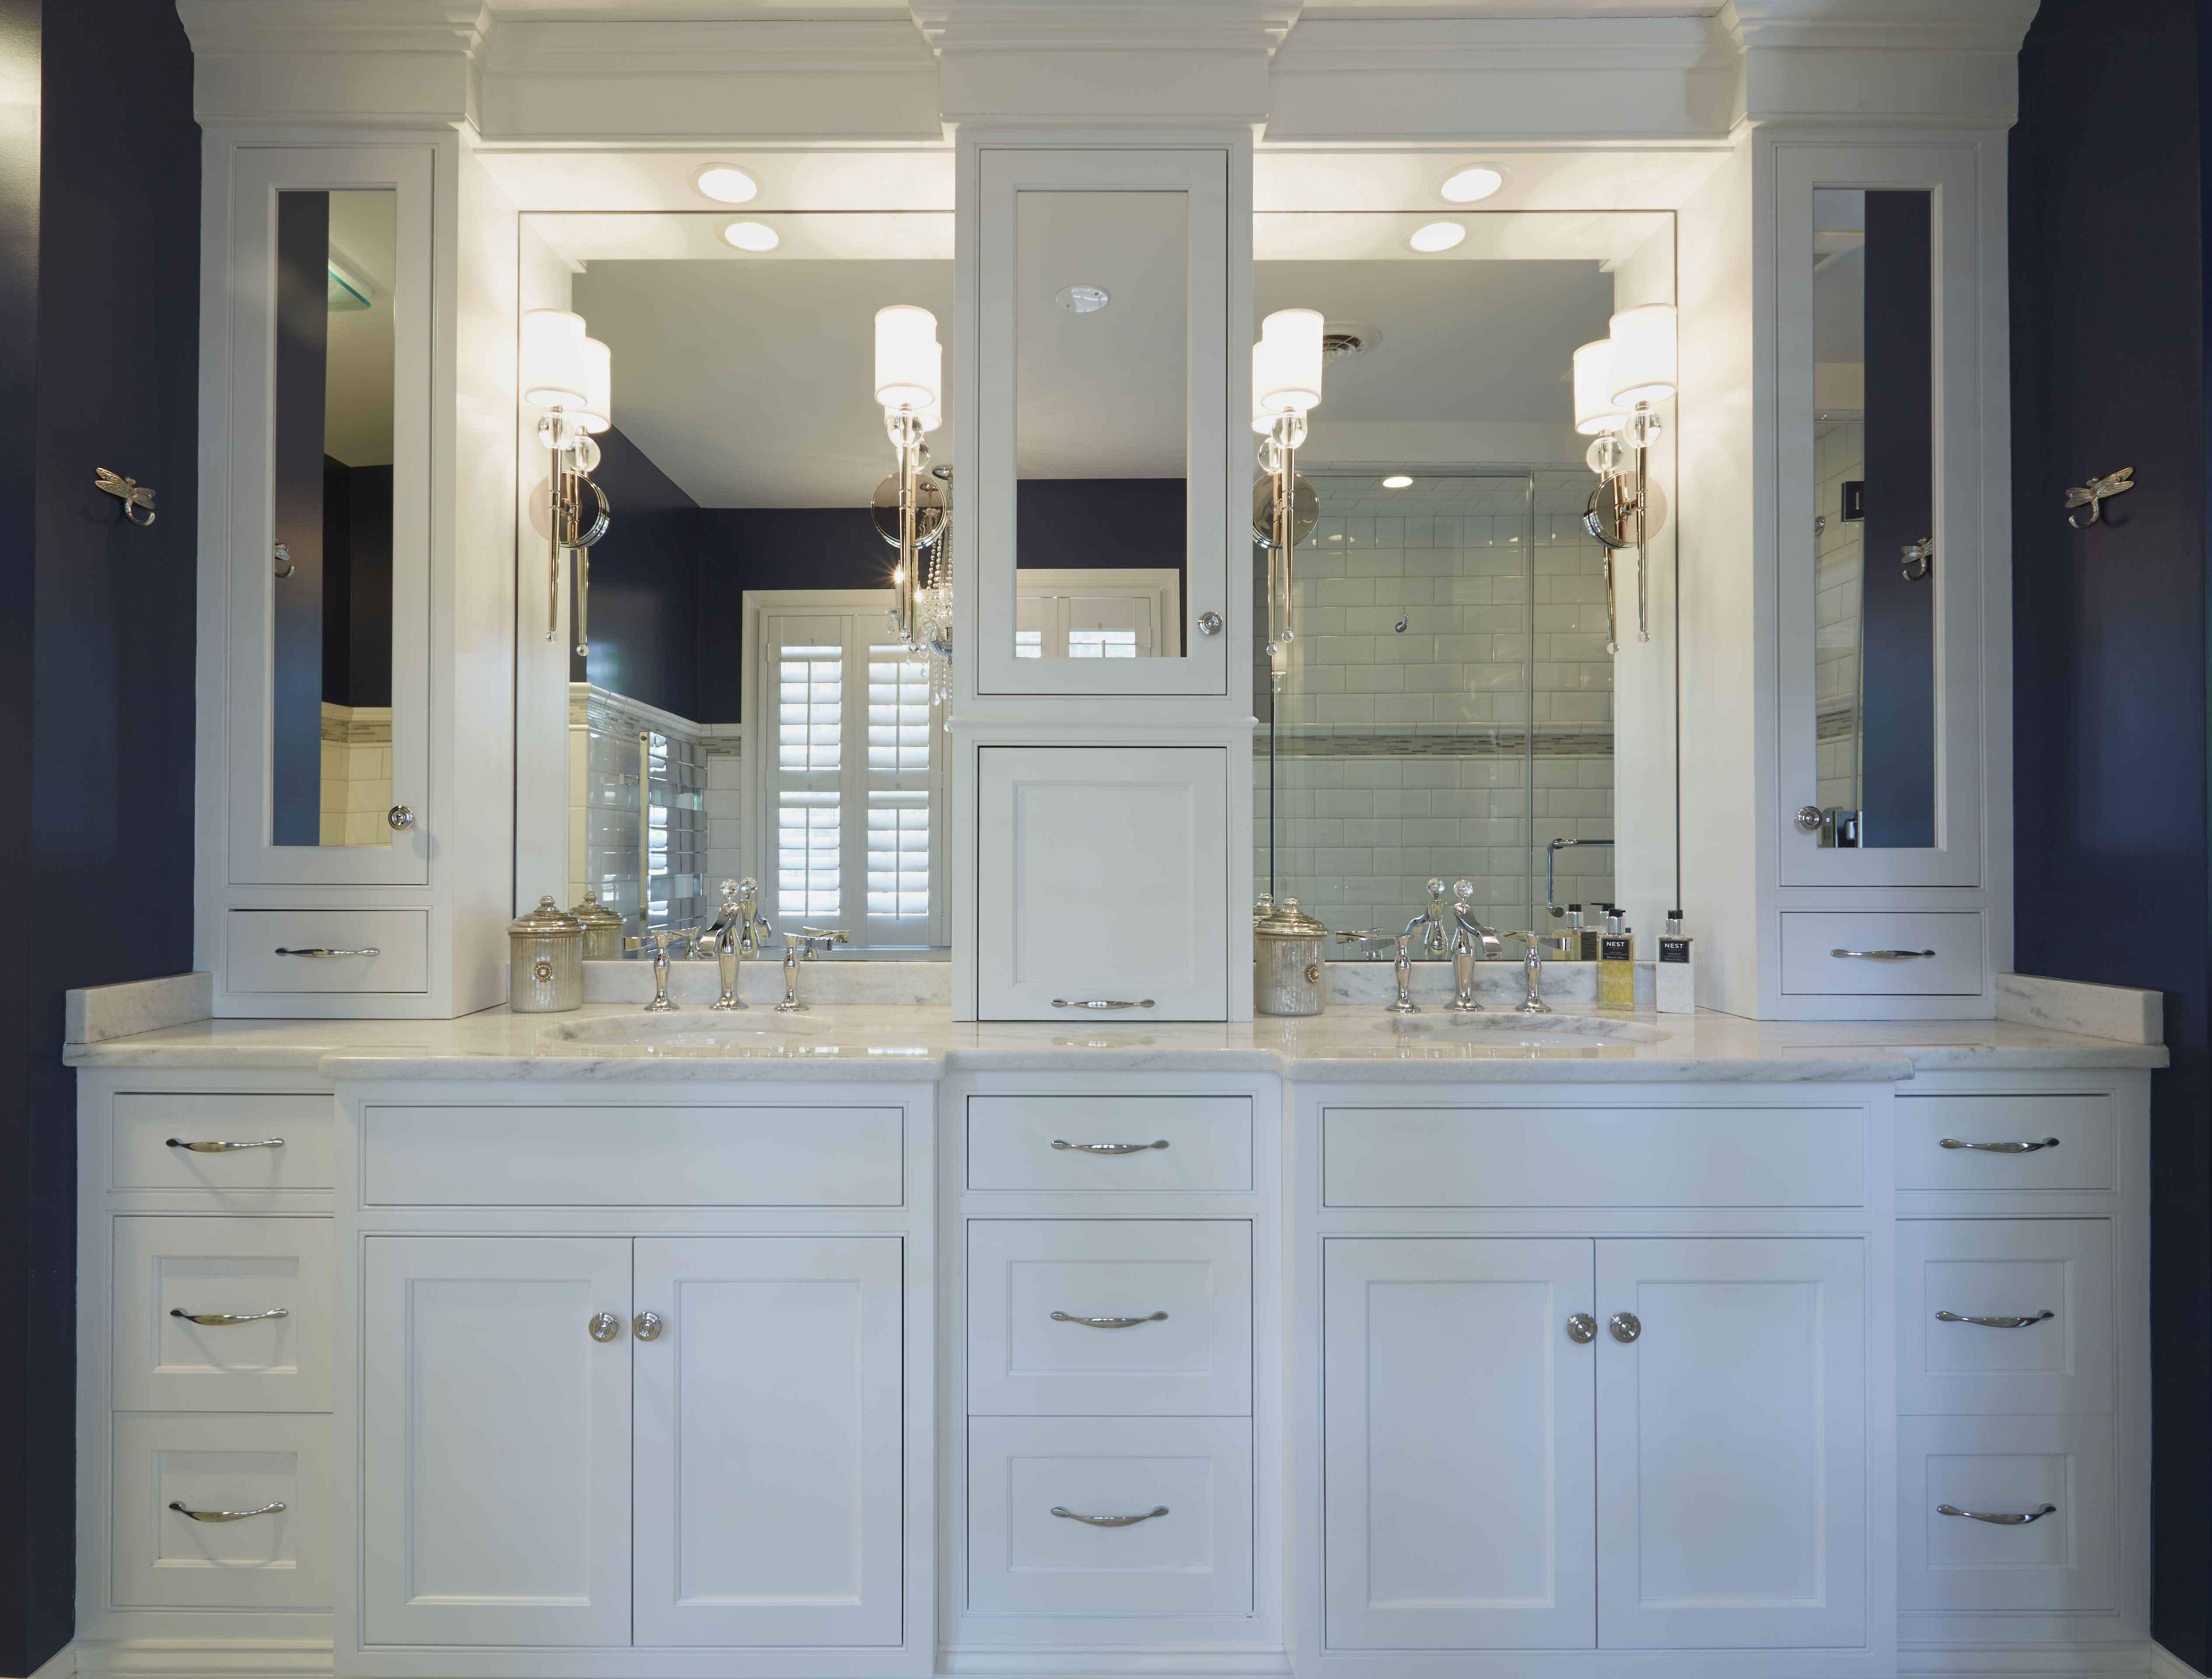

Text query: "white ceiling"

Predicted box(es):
[553, 206, 1662, 505]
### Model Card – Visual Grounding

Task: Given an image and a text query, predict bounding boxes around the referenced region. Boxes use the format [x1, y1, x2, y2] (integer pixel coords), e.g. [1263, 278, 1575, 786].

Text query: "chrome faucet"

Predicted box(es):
[625, 925, 698, 1013]
[705, 879, 766, 1011]
[1448, 879, 1504, 1011]
[1389, 933, 1420, 1014]
[1504, 930, 1570, 1015]
[1403, 878, 1453, 961]
[776, 926, 848, 1013]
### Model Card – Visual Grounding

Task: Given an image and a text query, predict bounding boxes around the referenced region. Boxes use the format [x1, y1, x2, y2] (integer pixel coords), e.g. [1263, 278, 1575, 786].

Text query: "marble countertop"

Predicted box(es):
[61, 999, 2170, 1083]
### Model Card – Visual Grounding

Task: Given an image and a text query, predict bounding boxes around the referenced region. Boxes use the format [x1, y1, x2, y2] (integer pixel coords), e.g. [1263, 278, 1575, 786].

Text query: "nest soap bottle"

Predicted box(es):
[1598, 907, 1636, 1010]
[1656, 909, 1696, 1014]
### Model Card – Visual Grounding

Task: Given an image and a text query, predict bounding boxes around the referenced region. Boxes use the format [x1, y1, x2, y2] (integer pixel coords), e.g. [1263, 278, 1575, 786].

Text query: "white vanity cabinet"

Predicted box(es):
[1295, 1085, 1897, 1679]
[332, 1081, 937, 1679]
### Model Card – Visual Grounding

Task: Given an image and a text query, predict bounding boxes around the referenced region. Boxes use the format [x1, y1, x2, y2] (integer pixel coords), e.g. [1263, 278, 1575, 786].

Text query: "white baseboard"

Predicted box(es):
[28, 1642, 76, 1679]
[2153, 1646, 2209, 1679]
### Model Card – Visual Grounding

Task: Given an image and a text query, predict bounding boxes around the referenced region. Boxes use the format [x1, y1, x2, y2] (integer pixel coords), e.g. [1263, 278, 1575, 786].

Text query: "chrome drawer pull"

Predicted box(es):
[170, 1500, 286, 1523]
[1051, 1505, 1169, 1527]
[166, 1137, 284, 1153]
[1939, 1502, 2057, 1526]
[171, 1307, 289, 1327]
[1050, 998, 1155, 1010]
[1051, 1139, 1169, 1155]
[1051, 1310, 1168, 1329]
[1936, 1309, 2054, 1329]
[1939, 1136, 2061, 1154]
[274, 947, 380, 958]
[1830, 947, 1936, 960]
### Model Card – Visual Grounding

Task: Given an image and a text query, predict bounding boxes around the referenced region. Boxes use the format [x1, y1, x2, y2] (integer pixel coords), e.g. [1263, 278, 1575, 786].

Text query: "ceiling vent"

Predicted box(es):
[1321, 320, 1382, 361]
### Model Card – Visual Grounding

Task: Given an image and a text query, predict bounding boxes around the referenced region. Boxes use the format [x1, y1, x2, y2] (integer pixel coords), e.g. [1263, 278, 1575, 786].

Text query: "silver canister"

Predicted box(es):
[570, 889, 624, 963]
[510, 895, 585, 1013]
[1254, 898, 1330, 1017]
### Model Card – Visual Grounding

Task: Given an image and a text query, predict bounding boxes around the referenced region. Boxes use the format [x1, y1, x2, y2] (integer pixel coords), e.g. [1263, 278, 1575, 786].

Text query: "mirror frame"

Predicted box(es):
[1775, 143, 1986, 888]
[970, 144, 1235, 700]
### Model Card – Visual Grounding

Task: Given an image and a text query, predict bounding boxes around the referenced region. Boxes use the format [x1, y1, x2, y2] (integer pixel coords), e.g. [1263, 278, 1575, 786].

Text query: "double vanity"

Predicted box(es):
[67, 982, 2161, 1679]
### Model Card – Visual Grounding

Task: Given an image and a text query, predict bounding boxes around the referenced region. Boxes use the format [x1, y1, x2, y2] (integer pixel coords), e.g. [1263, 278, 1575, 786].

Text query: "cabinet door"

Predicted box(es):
[1322, 1238, 1596, 1651]
[361, 1237, 632, 1647]
[1595, 1238, 1866, 1649]
[633, 1237, 904, 1648]
[976, 745, 1230, 1020]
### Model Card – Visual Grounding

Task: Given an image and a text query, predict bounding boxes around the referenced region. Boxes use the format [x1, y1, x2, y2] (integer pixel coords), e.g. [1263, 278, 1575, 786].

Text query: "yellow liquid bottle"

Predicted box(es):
[1598, 913, 1636, 1010]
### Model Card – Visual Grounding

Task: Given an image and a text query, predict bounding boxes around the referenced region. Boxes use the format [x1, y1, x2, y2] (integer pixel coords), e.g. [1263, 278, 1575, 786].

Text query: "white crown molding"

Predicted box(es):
[910, 0, 1301, 55]
[179, 0, 491, 127]
[1722, 0, 2038, 128]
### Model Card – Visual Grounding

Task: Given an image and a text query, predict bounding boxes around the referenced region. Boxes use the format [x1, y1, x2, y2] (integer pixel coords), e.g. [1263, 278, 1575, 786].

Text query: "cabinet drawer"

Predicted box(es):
[1896, 1094, 2116, 1192]
[111, 1412, 331, 1611]
[1899, 1220, 2112, 1414]
[967, 1220, 1250, 1415]
[224, 909, 429, 994]
[362, 1104, 904, 1205]
[967, 1416, 1251, 1616]
[1779, 911, 1985, 996]
[1322, 1106, 1869, 1208]
[1900, 1414, 2116, 1613]
[112, 1094, 333, 1195]
[113, 1216, 332, 1411]
[967, 1096, 1252, 1191]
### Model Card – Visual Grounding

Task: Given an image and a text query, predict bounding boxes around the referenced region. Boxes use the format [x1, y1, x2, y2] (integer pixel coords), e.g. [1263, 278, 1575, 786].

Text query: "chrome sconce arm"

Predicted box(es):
[539, 409, 612, 659]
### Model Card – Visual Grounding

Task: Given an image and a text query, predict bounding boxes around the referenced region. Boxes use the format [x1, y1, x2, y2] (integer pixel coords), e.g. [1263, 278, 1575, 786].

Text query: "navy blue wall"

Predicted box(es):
[695, 507, 888, 723]
[0, 0, 202, 1669]
[2010, 0, 2210, 1659]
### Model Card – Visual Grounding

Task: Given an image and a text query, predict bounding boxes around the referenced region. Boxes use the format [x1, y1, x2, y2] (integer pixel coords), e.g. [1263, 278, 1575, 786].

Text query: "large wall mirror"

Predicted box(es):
[517, 210, 954, 952]
[270, 187, 398, 847]
[1249, 210, 1677, 946]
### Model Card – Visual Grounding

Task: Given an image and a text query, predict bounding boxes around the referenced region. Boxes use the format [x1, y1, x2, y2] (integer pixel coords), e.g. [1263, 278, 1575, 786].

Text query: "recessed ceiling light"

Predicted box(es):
[722, 220, 779, 252]
[1440, 166, 1505, 204]
[1055, 284, 1110, 313]
[1382, 474, 1414, 489]
[1409, 221, 1467, 253]
[693, 164, 758, 205]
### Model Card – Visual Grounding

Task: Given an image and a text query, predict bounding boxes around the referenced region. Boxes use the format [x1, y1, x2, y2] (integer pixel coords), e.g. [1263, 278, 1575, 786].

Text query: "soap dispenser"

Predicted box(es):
[1598, 907, 1636, 1010]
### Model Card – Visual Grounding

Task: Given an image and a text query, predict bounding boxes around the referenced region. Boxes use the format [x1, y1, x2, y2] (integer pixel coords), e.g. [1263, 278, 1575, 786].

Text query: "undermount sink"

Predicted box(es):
[1369, 1012, 1670, 1048]
[535, 1014, 835, 1056]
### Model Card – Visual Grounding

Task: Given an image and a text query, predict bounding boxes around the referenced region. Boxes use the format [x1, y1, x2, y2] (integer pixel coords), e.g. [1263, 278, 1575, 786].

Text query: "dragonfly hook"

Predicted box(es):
[2065, 467, 2134, 529]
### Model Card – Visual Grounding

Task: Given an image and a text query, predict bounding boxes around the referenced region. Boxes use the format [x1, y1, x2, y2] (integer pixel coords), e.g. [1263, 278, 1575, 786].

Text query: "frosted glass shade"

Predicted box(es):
[1254, 307, 1324, 420]
[1608, 303, 1678, 405]
[875, 304, 942, 411]
[573, 335, 612, 433]
[520, 309, 589, 411]
[1572, 338, 1630, 436]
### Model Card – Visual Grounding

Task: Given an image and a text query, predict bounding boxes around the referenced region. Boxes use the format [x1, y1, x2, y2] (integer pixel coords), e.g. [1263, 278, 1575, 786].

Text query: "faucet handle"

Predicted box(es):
[799, 926, 850, 945]
[1337, 930, 1396, 960]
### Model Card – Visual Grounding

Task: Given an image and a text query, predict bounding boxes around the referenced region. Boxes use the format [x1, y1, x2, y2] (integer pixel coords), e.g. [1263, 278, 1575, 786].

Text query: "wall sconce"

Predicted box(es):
[874, 305, 944, 656]
[1253, 307, 1324, 665]
[1573, 303, 1676, 651]
[522, 308, 613, 659]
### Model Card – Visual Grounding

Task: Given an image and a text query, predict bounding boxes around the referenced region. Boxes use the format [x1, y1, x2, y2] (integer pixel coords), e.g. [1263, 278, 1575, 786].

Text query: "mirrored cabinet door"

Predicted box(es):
[970, 145, 1238, 700]
[1775, 145, 1986, 888]
[221, 146, 432, 886]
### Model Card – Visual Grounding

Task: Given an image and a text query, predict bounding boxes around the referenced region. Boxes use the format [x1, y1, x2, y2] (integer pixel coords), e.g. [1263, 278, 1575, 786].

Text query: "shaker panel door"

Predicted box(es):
[976, 746, 1229, 1021]
[360, 1237, 632, 1647]
[1323, 1238, 1597, 1651]
[633, 1236, 905, 1648]
[1595, 1238, 1867, 1650]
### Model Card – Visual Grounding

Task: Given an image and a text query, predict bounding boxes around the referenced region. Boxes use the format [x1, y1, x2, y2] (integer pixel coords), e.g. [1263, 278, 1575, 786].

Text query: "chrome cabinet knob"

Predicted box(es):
[633, 1310, 665, 1342]
[1608, 1312, 1642, 1344]
[1197, 611, 1223, 636]
[587, 1312, 621, 1343]
[388, 805, 415, 830]
[1566, 1313, 1598, 1344]
[1794, 804, 1825, 834]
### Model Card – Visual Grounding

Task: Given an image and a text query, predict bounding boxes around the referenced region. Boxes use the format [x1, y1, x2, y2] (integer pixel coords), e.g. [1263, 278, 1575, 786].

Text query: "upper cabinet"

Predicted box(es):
[1775, 144, 1990, 890]
[195, 137, 516, 1017]
[962, 140, 1248, 709]
[214, 146, 434, 890]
